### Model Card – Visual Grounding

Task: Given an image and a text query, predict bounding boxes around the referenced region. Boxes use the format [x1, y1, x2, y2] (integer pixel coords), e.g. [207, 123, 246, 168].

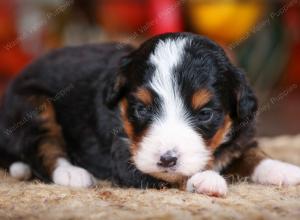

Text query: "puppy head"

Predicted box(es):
[105, 33, 257, 182]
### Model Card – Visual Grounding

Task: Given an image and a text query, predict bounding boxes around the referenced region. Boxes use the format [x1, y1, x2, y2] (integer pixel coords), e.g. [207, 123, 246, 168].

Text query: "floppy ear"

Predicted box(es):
[103, 57, 131, 108]
[228, 66, 258, 122]
[236, 74, 258, 121]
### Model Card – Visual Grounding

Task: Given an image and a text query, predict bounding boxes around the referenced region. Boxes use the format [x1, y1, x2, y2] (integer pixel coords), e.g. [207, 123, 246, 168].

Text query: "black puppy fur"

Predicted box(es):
[0, 33, 261, 189]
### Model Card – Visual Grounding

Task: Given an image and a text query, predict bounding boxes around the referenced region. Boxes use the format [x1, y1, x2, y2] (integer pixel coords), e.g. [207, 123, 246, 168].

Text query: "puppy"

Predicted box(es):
[0, 33, 299, 197]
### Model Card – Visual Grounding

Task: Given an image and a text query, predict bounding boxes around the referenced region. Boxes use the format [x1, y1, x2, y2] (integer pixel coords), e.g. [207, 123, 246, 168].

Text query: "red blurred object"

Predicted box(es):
[0, 47, 32, 76]
[0, 1, 16, 42]
[283, 4, 300, 85]
[148, 0, 183, 35]
[0, 1, 33, 76]
[97, 0, 183, 36]
[97, 0, 147, 33]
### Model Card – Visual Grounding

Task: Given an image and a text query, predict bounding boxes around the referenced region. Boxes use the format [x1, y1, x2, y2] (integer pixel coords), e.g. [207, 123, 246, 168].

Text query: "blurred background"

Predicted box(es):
[0, 0, 299, 137]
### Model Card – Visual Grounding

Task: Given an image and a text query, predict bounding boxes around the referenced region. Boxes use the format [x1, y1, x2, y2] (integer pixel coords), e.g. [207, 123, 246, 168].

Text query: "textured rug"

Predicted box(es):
[1, 135, 300, 220]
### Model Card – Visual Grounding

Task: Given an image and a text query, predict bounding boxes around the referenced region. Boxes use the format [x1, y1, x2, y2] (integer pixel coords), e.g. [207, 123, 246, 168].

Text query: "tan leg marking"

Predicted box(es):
[30, 96, 66, 175]
[223, 147, 267, 178]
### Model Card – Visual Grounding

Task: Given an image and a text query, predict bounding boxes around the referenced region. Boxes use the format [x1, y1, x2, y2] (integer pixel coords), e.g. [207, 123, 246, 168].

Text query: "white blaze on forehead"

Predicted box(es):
[133, 38, 210, 178]
[149, 38, 187, 120]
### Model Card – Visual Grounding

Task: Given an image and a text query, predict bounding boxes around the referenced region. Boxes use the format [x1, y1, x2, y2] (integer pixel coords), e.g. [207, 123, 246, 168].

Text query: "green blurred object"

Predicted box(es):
[234, 14, 289, 101]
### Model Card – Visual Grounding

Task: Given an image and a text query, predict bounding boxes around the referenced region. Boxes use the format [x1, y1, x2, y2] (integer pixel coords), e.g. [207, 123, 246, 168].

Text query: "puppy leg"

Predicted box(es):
[224, 147, 300, 186]
[186, 171, 228, 197]
[34, 97, 95, 187]
[51, 158, 95, 188]
[9, 161, 32, 180]
[252, 159, 300, 186]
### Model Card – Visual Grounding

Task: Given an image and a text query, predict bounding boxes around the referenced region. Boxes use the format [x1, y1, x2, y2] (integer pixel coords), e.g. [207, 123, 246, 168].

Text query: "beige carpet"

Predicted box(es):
[1, 135, 300, 220]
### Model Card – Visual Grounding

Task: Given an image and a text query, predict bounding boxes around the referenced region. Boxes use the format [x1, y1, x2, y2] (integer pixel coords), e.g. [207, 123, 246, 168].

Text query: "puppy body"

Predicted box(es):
[0, 43, 165, 187]
[0, 33, 299, 195]
[0, 44, 123, 179]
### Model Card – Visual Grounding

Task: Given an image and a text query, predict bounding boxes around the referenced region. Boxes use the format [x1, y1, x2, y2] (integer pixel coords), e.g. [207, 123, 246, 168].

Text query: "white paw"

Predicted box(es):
[9, 162, 32, 180]
[186, 170, 228, 197]
[52, 159, 95, 188]
[252, 159, 300, 186]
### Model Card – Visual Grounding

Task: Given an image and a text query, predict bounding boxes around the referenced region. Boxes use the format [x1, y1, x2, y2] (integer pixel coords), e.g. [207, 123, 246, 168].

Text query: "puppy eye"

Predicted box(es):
[198, 108, 214, 122]
[134, 103, 151, 119]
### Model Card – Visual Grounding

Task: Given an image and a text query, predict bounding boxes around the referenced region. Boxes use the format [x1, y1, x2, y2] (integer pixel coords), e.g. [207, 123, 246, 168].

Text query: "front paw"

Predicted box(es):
[252, 159, 300, 186]
[52, 165, 95, 188]
[186, 171, 228, 197]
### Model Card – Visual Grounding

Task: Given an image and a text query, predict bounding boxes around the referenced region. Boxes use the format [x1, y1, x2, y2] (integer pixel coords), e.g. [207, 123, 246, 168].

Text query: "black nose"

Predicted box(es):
[158, 151, 177, 168]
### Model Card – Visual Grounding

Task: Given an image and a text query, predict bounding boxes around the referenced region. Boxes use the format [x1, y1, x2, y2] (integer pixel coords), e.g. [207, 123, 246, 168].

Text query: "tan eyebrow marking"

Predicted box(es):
[134, 88, 153, 105]
[191, 89, 212, 109]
